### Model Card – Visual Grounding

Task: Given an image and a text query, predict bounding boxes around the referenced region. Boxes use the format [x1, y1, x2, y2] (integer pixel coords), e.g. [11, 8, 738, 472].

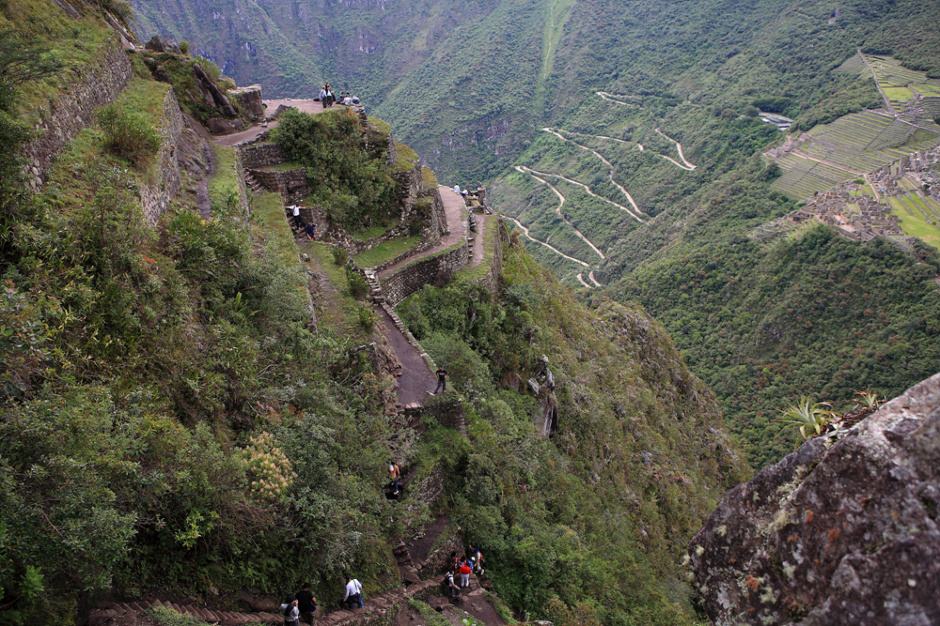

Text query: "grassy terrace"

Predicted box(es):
[456, 216, 497, 282]
[393, 142, 419, 173]
[353, 234, 422, 268]
[422, 166, 438, 192]
[888, 194, 940, 250]
[3, 0, 116, 120]
[299, 241, 372, 339]
[380, 239, 467, 280]
[209, 144, 238, 211]
[252, 191, 310, 304]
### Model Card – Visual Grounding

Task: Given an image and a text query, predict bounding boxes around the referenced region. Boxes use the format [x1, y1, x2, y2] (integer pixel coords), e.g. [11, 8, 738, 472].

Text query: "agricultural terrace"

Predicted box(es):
[885, 175, 940, 250]
[865, 55, 936, 107]
[770, 110, 940, 199]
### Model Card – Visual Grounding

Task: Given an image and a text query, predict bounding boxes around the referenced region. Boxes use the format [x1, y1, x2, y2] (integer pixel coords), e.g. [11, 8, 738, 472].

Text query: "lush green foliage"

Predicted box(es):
[0, 36, 406, 621]
[399, 237, 748, 624]
[271, 109, 398, 230]
[613, 226, 940, 467]
[97, 103, 161, 168]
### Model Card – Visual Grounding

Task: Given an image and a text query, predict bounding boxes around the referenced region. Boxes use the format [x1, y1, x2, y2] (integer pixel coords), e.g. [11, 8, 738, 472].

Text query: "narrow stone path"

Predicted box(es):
[470, 214, 490, 268]
[377, 306, 436, 405]
[378, 186, 466, 278]
[211, 98, 330, 147]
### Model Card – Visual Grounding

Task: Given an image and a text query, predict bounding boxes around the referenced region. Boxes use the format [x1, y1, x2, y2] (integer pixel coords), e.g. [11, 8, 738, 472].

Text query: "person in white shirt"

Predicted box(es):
[343, 574, 363, 609]
[291, 205, 302, 229]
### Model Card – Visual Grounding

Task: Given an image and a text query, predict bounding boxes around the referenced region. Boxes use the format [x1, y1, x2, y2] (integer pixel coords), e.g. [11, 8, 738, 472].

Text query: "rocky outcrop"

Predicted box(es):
[207, 117, 246, 134]
[232, 86, 265, 121]
[688, 372, 940, 625]
[193, 63, 237, 118]
[145, 35, 181, 54]
[527, 355, 558, 437]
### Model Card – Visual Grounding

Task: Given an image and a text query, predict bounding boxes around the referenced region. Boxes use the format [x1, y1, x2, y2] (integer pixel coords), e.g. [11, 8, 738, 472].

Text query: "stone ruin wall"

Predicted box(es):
[21, 35, 133, 191]
[246, 167, 312, 201]
[381, 244, 470, 307]
[138, 88, 185, 225]
[477, 219, 508, 297]
[239, 143, 288, 168]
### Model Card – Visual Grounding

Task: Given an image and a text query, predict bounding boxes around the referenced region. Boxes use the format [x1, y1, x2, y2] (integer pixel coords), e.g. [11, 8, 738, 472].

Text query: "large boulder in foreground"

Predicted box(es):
[688, 373, 940, 625]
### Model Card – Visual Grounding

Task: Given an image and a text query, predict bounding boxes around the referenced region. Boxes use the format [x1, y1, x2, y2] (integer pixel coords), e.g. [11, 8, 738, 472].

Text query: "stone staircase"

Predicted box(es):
[244, 171, 264, 194]
[89, 577, 444, 626]
[364, 268, 384, 303]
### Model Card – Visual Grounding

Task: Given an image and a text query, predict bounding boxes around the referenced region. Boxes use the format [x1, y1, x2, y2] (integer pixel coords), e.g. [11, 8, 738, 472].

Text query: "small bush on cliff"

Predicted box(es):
[271, 109, 398, 230]
[98, 103, 161, 168]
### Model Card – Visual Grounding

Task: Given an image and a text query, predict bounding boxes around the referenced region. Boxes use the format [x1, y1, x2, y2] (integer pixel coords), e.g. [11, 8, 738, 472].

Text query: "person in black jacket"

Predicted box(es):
[434, 365, 448, 394]
[295, 583, 317, 624]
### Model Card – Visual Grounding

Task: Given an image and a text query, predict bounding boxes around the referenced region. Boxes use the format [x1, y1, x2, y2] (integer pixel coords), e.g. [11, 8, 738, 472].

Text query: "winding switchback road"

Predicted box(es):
[514, 165, 606, 260]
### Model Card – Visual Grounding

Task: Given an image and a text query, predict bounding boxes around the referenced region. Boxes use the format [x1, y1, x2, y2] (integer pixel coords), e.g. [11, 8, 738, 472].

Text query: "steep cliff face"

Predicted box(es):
[688, 372, 940, 625]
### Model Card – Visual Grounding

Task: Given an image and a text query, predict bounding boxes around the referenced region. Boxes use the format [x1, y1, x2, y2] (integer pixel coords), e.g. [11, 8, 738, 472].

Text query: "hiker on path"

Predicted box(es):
[291, 205, 303, 229]
[295, 583, 317, 625]
[324, 83, 335, 108]
[458, 559, 472, 588]
[280, 594, 300, 626]
[388, 461, 401, 495]
[318, 86, 327, 104]
[434, 365, 448, 394]
[343, 574, 363, 609]
[305, 222, 317, 240]
[444, 571, 460, 599]
[469, 545, 484, 575]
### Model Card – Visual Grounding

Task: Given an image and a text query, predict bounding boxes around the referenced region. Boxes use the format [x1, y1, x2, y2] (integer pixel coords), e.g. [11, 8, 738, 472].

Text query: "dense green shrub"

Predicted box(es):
[345, 265, 369, 299]
[271, 109, 398, 230]
[98, 103, 161, 168]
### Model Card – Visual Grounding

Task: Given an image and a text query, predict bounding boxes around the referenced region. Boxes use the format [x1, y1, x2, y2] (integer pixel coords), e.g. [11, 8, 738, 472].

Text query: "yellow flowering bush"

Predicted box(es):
[239, 431, 297, 502]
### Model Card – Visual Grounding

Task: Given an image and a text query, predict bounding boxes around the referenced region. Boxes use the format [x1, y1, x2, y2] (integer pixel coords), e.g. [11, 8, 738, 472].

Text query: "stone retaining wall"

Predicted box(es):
[381, 243, 470, 307]
[240, 143, 287, 168]
[247, 167, 312, 200]
[22, 35, 133, 191]
[477, 219, 508, 296]
[139, 88, 185, 224]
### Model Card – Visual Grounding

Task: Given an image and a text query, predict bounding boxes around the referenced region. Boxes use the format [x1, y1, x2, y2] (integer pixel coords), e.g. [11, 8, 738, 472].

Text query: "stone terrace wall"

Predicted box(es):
[477, 219, 508, 296]
[247, 167, 312, 201]
[382, 243, 470, 307]
[22, 35, 133, 191]
[139, 88, 185, 224]
[240, 143, 288, 168]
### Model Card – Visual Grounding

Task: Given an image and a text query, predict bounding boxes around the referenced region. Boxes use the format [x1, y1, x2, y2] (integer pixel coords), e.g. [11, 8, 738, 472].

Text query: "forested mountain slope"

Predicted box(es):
[2, 1, 749, 623]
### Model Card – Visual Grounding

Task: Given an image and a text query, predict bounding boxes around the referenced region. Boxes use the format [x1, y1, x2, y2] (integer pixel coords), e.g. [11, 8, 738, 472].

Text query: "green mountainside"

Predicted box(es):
[0, 1, 749, 623]
[129, 0, 940, 470]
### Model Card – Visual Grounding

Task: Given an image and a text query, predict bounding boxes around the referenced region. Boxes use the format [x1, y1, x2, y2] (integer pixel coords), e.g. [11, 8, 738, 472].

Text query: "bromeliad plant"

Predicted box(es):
[779, 396, 833, 440]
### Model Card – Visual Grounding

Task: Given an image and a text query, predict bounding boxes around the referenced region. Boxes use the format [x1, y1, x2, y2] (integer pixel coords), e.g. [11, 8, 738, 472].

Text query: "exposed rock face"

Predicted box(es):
[192, 63, 237, 118]
[206, 117, 246, 134]
[232, 85, 265, 120]
[688, 373, 940, 625]
[145, 35, 181, 54]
